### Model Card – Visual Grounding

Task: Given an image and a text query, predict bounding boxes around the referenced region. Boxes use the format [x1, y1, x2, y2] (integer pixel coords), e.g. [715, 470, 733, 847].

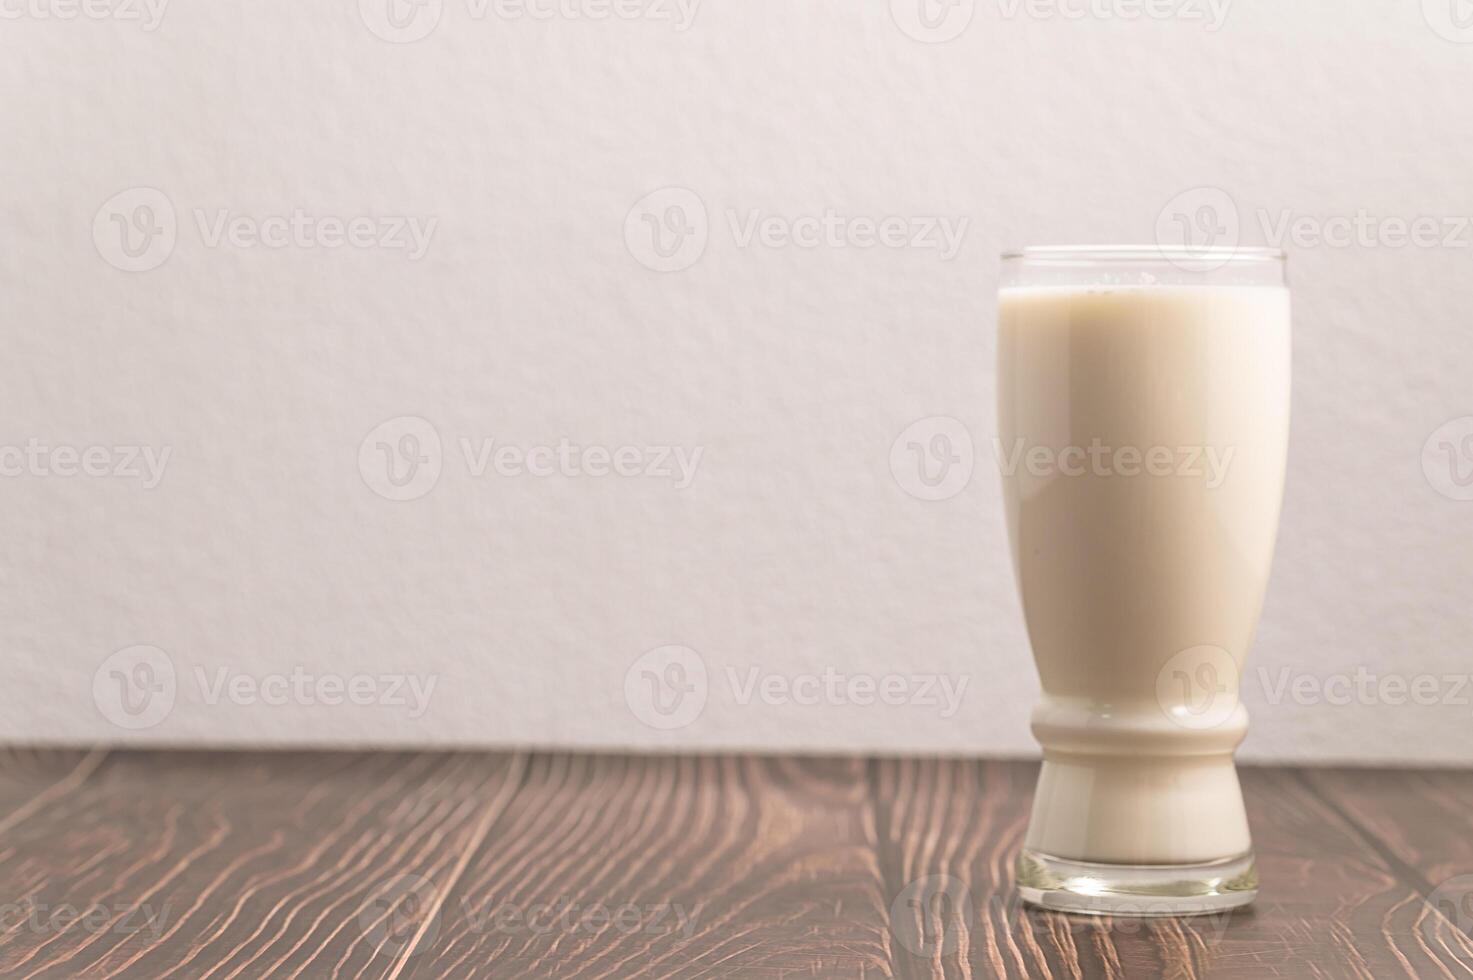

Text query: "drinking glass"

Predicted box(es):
[997, 246, 1290, 915]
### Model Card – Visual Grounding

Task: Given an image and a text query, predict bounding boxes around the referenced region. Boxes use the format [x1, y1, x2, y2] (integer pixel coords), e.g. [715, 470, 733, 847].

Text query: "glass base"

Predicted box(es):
[1017, 848, 1257, 917]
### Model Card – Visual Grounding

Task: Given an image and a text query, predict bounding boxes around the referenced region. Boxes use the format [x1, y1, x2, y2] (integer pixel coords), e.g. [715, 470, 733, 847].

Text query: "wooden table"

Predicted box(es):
[0, 750, 1468, 978]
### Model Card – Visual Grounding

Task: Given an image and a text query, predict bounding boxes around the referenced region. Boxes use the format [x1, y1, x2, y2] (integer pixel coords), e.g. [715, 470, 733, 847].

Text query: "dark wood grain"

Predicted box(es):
[871, 758, 1039, 979]
[0, 751, 1469, 979]
[1302, 768, 1473, 976]
[0, 749, 524, 980]
[871, 761, 1473, 980]
[399, 753, 894, 979]
[0, 749, 108, 838]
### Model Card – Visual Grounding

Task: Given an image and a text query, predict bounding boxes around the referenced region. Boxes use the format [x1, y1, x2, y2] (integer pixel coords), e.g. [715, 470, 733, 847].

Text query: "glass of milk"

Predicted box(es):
[998, 246, 1290, 916]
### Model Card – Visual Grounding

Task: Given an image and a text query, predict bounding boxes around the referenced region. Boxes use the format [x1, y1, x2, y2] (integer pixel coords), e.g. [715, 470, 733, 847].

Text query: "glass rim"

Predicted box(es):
[1001, 245, 1286, 264]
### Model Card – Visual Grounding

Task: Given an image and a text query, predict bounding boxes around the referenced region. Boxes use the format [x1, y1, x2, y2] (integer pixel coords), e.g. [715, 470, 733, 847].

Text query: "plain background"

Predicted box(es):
[3, 0, 1471, 763]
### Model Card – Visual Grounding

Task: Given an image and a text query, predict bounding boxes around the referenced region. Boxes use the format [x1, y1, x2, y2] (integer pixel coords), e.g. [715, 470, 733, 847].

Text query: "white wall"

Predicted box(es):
[3, 0, 1472, 764]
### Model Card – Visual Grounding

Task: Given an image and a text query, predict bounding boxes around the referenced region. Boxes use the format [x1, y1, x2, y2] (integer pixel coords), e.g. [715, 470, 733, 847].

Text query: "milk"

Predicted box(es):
[999, 283, 1291, 865]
